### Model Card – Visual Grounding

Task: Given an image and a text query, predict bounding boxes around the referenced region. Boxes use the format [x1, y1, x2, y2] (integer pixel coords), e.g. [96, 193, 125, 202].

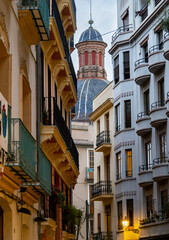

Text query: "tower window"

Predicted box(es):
[99, 52, 102, 66]
[92, 51, 96, 65]
[85, 51, 88, 65]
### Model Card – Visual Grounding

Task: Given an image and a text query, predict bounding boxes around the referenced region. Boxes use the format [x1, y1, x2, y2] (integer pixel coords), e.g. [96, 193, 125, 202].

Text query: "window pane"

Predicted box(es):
[125, 100, 131, 128]
[127, 199, 133, 226]
[123, 51, 130, 79]
[126, 149, 132, 177]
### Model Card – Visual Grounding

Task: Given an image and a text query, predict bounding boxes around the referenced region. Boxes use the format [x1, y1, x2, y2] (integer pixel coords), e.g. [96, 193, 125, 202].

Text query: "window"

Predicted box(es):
[158, 78, 164, 106]
[98, 213, 101, 232]
[117, 201, 123, 230]
[89, 150, 94, 169]
[90, 220, 93, 237]
[125, 100, 131, 128]
[142, 41, 148, 62]
[99, 52, 102, 66]
[85, 51, 88, 65]
[123, 51, 130, 79]
[146, 195, 153, 218]
[97, 166, 100, 182]
[122, 10, 129, 30]
[92, 51, 96, 65]
[105, 205, 111, 232]
[79, 53, 82, 67]
[114, 55, 119, 84]
[126, 149, 132, 177]
[161, 190, 168, 209]
[127, 199, 133, 226]
[105, 113, 109, 131]
[160, 133, 166, 161]
[157, 29, 163, 50]
[144, 90, 149, 114]
[145, 142, 152, 167]
[115, 104, 120, 132]
[116, 152, 122, 180]
[97, 120, 100, 134]
[106, 155, 110, 181]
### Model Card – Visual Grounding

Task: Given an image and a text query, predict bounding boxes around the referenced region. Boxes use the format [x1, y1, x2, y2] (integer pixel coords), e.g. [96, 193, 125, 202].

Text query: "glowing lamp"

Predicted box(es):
[122, 216, 129, 228]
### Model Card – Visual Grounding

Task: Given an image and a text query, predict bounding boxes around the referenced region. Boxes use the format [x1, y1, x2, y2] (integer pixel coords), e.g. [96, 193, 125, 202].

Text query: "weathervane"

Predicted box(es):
[88, 0, 94, 27]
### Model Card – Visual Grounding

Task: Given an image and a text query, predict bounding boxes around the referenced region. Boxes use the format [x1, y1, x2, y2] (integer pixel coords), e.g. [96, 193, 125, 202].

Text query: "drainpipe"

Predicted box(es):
[36, 43, 41, 240]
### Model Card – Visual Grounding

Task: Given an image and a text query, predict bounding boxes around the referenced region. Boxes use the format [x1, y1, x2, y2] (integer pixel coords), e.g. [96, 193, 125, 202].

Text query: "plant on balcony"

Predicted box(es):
[161, 11, 169, 32]
[57, 191, 66, 208]
[160, 202, 169, 220]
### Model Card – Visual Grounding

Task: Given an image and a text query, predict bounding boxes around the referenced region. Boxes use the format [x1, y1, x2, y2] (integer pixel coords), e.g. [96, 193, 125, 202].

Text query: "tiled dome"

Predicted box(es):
[79, 26, 103, 43]
[74, 78, 108, 121]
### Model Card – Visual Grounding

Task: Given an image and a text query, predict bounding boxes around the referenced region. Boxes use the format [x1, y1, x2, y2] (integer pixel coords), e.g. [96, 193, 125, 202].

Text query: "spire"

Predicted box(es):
[88, 0, 94, 27]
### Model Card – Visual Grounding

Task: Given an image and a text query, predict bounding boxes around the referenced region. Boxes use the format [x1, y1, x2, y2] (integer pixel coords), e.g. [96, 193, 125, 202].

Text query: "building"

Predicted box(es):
[90, 81, 114, 240]
[108, 0, 169, 239]
[72, 19, 109, 240]
[0, 0, 79, 240]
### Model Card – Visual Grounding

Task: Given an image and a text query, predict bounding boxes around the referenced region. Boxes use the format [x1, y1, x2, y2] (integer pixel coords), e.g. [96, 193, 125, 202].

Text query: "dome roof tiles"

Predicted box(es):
[79, 27, 103, 43]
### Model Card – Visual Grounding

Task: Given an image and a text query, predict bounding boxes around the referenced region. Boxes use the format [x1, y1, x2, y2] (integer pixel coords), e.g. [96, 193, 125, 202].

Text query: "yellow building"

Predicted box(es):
[0, 0, 79, 240]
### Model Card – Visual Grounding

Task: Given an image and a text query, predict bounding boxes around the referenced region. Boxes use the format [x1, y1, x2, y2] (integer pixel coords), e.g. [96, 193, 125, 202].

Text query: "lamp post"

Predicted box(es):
[122, 216, 129, 230]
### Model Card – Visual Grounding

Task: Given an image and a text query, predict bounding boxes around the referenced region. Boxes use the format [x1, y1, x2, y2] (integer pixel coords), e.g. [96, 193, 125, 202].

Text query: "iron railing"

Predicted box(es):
[6, 118, 36, 181]
[39, 149, 51, 195]
[112, 24, 133, 42]
[86, 167, 94, 181]
[149, 43, 164, 54]
[139, 164, 153, 172]
[116, 173, 122, 180]
[137, 111, 150, 120]
[135, 58, 148, 68]
[115, 125, 121, 133]
[52, 0, 77, 91]
[151, 100, 165, 110]
[153, 157, 168, 165]
[96, 131, 111, 147]
[93, 232, 113, 240]
[140, 4, 148, 22]
[18, 0, 49, 39]
[42, 97, 79, 170]
[155, 0, 162, 7]
[91, 181, 112, 198]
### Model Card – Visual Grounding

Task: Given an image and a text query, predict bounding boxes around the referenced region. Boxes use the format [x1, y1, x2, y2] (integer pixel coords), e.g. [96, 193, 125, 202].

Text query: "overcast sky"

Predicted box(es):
[72, 0, 117, 81]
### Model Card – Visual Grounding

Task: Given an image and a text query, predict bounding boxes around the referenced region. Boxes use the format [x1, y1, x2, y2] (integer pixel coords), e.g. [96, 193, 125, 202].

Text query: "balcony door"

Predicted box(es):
[160, 133, 166, 161]
[144, 89, 149, 114]
[0, 207, 3, 240]
[106, 155, 110, 182]
[145, 142, 152, 167]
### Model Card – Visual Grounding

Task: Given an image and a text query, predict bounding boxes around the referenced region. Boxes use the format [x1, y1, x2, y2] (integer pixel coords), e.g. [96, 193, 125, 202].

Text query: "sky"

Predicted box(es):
[71, 0, 117, 81]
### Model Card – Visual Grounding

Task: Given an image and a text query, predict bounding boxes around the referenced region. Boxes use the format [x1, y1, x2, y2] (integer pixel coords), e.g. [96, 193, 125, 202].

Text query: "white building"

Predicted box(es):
[108, 0, 169, 239]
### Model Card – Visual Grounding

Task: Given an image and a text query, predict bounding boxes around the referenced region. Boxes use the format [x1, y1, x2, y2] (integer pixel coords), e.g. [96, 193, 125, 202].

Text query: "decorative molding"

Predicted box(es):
[114, 91, 134, 104]
[0, 10, 9, 54]
[114, 140, 135, 151]
[116, 191, 136, 199]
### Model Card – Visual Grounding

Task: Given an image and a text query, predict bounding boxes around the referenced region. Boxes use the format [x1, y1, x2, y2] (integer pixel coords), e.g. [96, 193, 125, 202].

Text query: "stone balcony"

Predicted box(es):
[152, 157, 169, 182]
[138, 164, 153, 187]
[163, 32, 169, 60]
[150, 101, 167, 128]
[134, 58, 150, 86]
[148, 44, 165, 74]
[136, 112, 151, 137]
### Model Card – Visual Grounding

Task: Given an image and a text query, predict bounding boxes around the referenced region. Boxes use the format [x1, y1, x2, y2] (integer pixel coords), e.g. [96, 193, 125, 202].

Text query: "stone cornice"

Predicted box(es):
[90, 98, 113, 121]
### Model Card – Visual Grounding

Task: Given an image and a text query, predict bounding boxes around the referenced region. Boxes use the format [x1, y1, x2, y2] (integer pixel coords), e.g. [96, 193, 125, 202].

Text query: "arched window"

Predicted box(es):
[79, 53, 82, 67]
[99, 52, 102, 66]
[85, 51, 88, 65]
[92, 51, 96, 65]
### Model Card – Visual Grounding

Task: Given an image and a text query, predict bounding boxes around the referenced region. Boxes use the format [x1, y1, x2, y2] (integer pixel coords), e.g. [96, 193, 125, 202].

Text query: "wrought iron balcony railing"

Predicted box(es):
[18, 0, 49, 40]
[153, 157, 168, 165]
[52, 0, 77, 91]
[155, 0, 162, 7]
[91, 181, 112, 198]
[93, 232, 113, 240]
[96, 131, 111, 147]
[151, 100, 165, 110]
[6, 118, 37, 181]
[139, 164, 153, 172]
[137, 111, 150, 120]
[135, 58, 148, 68]
[42, 97, 79, 170]
[126, 170, 133, 177]
[112, 24, 133, 42]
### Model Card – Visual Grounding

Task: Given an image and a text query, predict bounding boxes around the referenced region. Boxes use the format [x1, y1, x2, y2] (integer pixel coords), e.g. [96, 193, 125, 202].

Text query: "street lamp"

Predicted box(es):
[122, 216, 129, 229]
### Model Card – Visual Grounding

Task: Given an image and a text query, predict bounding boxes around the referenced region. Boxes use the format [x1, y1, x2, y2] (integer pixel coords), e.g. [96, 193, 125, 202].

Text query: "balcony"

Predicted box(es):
[111, 24, 133, 46]
[134, 58, 150, 86]
[93, 232, 113, 240]
[91, 181, 113, 201]
[136, 112, 151, 137]
[152, 157, 169, 181]
[6, 118, 36, 181]
[138, 164, 153, 187]
[85, 167, 94, 183]
[56, 0, 76, 39]
[150, 101, 167, 128]
[41, 97, 79, 186]
[148, 44, 165, 74]
[164, 32, 169, 60]
[95, 131, 111, 152]
[18, 0, 49, 45]
[6, 118, 51, 195]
